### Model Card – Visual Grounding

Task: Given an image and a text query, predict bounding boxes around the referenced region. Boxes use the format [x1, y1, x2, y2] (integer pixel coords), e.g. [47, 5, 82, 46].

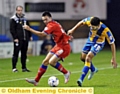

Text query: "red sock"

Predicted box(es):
[54, 62, 68, 74]
[35, 64, 47, 82]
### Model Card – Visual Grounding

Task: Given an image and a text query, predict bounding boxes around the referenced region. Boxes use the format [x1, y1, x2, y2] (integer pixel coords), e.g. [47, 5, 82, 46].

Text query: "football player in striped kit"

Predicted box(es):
[68, 17, 117, 86]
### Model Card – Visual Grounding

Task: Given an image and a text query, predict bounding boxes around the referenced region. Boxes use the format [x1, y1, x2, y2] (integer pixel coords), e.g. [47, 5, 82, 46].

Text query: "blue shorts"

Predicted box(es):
[82, 40, 105, 55]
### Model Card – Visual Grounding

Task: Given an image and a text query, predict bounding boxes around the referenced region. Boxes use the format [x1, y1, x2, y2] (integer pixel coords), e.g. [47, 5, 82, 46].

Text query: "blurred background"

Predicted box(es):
[0, 0, 120, 58]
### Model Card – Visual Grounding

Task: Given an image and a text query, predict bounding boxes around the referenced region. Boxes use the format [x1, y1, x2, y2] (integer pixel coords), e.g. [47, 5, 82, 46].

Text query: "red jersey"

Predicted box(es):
[43, 21, 70, 45]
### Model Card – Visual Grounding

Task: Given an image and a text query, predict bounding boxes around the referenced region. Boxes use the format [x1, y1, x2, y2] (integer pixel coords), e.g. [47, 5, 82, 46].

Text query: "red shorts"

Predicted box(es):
[50, 44, 71, 59]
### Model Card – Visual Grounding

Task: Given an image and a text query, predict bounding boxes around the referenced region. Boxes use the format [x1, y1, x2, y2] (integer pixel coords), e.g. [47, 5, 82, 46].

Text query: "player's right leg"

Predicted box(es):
[78, 51, 95, 86]
[87, 43, 104, 80]
[77, 42, 95, 86]
[81, 52, 97, 73]
[25, 52, 53, 86]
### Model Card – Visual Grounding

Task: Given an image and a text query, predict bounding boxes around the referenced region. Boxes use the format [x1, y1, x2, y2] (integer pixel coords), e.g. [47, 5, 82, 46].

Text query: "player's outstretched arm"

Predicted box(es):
[110, 43, 117, 68]
[67, 21, 84, 35]
[23, 25, 46, 37]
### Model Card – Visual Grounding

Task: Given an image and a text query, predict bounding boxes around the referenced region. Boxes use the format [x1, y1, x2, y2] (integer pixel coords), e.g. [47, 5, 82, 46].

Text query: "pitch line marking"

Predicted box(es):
[0, 66, 119, 83]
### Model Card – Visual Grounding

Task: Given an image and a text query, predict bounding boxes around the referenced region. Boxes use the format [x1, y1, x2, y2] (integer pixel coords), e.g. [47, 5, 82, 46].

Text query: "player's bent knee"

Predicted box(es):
[49, 61, 57, 67]
[49, 63, 54, 67]
[49, 61, 56, 66]
[85, 55, 92, 62]
[49, 58, 57, 66]
[42, 60, 49, 66]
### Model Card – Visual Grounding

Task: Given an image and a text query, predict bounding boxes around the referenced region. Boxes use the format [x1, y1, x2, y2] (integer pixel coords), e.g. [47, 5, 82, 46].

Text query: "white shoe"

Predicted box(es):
[88, 68, 98, 80]
[64, 71, 71, 83]
[12, 68, 18, 72]
[25, 78, 38, 86]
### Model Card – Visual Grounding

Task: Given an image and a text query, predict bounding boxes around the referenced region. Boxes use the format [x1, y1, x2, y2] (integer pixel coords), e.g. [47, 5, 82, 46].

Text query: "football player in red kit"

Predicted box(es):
[23, 11, 71, 86]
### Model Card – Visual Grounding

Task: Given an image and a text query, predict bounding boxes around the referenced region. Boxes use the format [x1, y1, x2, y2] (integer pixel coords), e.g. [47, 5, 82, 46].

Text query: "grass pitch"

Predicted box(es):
[0, 50, 120, 94]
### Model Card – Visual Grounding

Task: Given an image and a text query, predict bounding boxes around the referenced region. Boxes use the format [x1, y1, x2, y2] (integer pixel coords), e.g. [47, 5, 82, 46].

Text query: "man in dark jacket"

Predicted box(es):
[10, 5, 32, 72]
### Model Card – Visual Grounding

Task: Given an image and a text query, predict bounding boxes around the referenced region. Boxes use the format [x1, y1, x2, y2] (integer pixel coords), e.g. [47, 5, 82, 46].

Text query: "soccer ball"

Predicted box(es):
[48, 76, 59, 87]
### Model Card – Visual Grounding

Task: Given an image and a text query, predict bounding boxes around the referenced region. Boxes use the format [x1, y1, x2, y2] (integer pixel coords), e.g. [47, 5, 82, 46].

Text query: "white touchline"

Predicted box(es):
[0, 66, 119, 83]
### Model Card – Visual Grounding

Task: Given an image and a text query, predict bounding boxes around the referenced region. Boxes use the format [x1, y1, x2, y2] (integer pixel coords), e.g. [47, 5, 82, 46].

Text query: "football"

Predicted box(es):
[48, 76, 59, 87]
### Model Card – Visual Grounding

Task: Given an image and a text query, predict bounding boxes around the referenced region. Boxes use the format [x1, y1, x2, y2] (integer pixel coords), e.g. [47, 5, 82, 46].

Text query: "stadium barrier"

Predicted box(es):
[0, 39, 87, 58]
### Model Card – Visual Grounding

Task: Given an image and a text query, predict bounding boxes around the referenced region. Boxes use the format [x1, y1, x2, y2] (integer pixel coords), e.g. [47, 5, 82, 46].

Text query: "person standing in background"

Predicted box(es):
[10, 5, 32, 72]
[40, 35, 55, 55]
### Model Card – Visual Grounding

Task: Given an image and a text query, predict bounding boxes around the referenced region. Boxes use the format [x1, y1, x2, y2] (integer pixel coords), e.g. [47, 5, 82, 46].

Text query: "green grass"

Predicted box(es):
[0, 50, 120, 94]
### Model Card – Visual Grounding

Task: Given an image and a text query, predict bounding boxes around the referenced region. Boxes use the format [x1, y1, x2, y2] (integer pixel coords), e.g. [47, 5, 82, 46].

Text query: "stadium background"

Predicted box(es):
[0, 1, 120, 94]
[0, 0, 120, 58]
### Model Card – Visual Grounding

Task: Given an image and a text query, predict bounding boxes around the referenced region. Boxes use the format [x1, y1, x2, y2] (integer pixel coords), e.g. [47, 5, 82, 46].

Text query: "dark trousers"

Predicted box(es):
[12, 40, 28, 69]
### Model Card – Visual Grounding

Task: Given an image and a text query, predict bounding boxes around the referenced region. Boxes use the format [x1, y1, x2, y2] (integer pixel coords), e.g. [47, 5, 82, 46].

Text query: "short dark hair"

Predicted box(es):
[42, 11, 52, 17]
[90, 17, 100, 26]
[16, 5, 23, 10]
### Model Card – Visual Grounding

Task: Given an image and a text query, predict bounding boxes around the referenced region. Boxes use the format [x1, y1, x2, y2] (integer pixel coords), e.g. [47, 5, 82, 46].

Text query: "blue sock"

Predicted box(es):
[40, 64, 48, 69]
[80, 66, 89, 81]
[54, 62, 60, 69]
[53, 62, 68, 74]
[90, 62, 95, 72]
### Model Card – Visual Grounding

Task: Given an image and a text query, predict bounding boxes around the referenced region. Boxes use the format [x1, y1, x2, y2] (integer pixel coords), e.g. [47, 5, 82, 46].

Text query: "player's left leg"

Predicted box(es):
[77, 51, 94, 86]
[49, 54, 71, 84]
[49, 44, 71, 83]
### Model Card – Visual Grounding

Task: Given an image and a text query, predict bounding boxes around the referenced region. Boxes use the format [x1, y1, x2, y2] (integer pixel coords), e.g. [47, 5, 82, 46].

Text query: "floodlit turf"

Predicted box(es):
[0, 50, 120, 94]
